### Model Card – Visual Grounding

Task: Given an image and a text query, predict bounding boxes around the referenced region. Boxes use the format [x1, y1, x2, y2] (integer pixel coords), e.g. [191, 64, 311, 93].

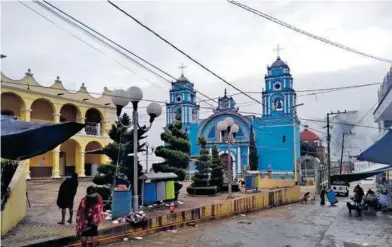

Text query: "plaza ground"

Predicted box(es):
[106, 187, 392, 247]
[3, 178, 289, 246]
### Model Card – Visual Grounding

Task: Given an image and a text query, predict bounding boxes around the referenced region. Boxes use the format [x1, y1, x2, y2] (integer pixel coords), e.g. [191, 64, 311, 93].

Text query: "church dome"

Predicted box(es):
[270, 56, 288, 68]
[176, 73, 190, 82]
[300, 125, 321, 142]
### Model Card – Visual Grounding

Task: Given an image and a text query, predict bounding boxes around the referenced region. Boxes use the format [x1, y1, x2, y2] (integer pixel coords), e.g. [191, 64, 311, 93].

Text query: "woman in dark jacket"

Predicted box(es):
[320, 186, 326, 205]
[57, 172, 78, 224]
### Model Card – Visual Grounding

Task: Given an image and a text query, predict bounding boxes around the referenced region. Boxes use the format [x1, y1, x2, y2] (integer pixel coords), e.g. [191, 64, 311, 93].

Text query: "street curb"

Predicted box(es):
[22, 186, 301, 247]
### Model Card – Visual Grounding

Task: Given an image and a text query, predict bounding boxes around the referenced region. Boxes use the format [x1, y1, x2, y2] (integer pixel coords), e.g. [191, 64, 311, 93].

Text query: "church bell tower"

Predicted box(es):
[262, 47, 297, 119]
[166, 64, 199, 126]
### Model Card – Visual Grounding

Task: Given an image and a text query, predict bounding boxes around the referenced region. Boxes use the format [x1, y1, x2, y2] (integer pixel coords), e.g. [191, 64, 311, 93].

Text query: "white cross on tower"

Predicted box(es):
[273, 44, 283, 57]
[179, 63, 187, 74]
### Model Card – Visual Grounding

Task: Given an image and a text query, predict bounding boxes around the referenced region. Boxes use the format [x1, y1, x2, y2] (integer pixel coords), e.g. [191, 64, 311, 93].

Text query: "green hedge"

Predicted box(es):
[220, 183, 240, 192]
[186, 186, 218, 196]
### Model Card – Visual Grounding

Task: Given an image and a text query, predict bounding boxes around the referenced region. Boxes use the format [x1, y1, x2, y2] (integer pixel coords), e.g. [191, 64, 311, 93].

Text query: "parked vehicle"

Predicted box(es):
[331, 180, 350, 197]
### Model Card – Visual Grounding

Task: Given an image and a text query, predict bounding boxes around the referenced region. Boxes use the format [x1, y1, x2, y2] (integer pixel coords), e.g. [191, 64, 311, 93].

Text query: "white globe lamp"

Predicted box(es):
[217, 121, 228, 131]
[127, 86, 143, 110]
[146, 102, 162, 122]
[231, 124, 239, 133]
[112, 89, 130, 116]
[224, 117, 234, 127]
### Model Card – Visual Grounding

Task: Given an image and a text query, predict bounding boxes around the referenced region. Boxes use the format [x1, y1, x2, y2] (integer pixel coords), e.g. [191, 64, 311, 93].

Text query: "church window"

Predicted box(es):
[176, 95, 182, 102]
[273, 98, 283, 111]
[221, 100, 229, 109]
[174, 108, 182, 121]
[274, 82, 281, 90]
[282, 135, 286, 143]
[191, 108, 197, 122]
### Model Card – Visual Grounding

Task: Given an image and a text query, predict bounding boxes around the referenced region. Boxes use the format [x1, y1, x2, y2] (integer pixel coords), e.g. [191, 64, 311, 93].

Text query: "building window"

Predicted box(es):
[191, 108, 197, 122]
[282, 135, 286, 143]
[273, 98, 283, 111]
[274, 82, 281, 90]
[176, 94, 182, 102]
[174, 108, 182, 121]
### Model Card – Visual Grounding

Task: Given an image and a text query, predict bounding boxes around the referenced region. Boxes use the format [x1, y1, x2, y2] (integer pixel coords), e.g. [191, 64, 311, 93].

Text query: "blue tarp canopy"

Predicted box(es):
[331, 164, 392, 183]
[358, 128, 392, 165]
[1, 115, 85, 160]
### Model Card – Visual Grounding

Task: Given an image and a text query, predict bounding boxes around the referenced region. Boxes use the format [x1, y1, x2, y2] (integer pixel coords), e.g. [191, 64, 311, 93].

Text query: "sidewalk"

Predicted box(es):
[2, 179, 307, 247]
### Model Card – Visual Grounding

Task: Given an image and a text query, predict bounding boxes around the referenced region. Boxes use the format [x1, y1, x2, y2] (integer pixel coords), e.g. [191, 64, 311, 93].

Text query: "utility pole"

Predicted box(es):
[339, 131, 354, 174]
[326, 110, 347, 188]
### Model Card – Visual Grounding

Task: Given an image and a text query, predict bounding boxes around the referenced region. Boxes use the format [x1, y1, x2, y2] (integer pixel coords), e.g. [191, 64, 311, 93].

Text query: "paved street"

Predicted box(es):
[106, 194, 392, 247]
[2, 179, 260, 246]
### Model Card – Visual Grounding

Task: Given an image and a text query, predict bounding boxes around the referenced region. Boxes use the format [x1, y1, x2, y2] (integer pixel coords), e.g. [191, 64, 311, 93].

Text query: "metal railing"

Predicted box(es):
[81, 122, 102, 136]
[30, 118, 54, 124]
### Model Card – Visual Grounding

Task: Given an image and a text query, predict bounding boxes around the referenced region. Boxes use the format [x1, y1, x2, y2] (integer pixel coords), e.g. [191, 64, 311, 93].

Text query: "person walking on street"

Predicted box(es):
[57, 172, 78, 224]
[320, 186, 326, 205]
[76, 186, 103, 247]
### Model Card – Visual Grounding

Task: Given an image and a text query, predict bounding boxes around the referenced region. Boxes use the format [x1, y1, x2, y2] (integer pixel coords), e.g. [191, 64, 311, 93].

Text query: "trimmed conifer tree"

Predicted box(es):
[210, 145, 224, 189]
[152, 121, 190, 198]
[93, 113, 146, 203]
[191, 136, 211, 187]
[249, 126, 259, 170]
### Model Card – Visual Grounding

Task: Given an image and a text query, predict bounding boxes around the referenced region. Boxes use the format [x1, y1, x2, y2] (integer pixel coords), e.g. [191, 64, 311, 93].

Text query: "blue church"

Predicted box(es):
[165, 56, 301, 179]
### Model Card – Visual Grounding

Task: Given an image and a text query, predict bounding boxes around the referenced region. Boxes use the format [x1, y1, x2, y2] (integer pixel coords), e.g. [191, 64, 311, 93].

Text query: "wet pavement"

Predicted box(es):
[2, 179, 261, 246]
[106, 195, 392, 247]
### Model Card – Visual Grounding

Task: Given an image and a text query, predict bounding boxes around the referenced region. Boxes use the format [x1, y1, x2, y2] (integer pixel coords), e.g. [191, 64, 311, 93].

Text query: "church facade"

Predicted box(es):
[165, 56, 300, 179]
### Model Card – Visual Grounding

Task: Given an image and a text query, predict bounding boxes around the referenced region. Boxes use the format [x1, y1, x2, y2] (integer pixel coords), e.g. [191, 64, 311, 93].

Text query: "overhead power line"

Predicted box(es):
[227, 0, 392, 64]
[17, 1, 139, 79]
[107, 0, 263, 106]
[23, 1, 216, 109]
[199, 82, 381, 103]
[35, 1, 217, 108]
[38, 0, 217, 107]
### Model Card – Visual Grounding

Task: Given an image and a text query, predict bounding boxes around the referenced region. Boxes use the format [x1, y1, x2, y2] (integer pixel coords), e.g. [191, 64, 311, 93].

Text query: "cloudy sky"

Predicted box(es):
[2, 1, 392, 165]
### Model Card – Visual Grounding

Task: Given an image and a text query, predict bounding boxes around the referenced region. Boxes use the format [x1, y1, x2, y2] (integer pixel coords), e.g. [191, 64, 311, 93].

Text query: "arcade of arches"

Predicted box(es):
[1, 91, 112, 178]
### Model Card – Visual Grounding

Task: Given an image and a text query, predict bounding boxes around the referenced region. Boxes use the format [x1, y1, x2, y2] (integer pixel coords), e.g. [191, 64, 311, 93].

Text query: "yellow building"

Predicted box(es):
[1, 69, 116, 178]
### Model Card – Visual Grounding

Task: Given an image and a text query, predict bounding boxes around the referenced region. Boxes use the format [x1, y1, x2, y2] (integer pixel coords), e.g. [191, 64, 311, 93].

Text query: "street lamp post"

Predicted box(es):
[144, 142, 155, 173]
[217, 117, 239, 198]
[112, 86, 162, 211]
[291, 103, 304, 184]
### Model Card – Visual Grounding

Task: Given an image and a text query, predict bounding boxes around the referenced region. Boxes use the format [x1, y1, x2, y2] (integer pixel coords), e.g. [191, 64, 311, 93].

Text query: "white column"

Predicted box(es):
[232, 150, 236, 179]
[96, 123, 101, 135]
[237, 146, 241, 174]
[25, 159, 31, 180]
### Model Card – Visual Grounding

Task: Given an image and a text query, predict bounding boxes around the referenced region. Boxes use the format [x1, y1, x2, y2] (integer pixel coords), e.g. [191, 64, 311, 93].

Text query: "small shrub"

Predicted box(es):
[220, 183, 240, 192]
[186, 186, 218, 195]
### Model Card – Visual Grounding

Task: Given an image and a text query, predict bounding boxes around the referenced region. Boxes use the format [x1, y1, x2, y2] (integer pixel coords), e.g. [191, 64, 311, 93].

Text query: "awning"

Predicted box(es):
[358, 128, 392, 165]
[331, 164, 392, 183]
[1, 115, 85, 160]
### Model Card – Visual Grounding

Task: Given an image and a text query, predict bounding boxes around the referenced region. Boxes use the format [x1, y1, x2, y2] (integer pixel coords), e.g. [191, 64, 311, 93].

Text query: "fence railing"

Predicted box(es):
[30, 118, 53, 124]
